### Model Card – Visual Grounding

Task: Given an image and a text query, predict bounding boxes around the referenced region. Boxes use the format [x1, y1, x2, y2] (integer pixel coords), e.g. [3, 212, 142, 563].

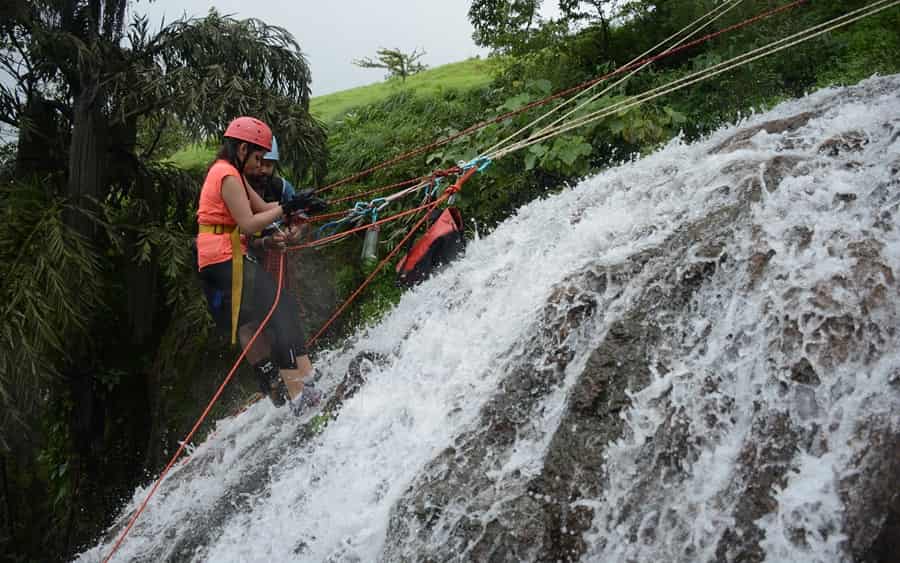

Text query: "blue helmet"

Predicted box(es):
[263, 136, 279, 161]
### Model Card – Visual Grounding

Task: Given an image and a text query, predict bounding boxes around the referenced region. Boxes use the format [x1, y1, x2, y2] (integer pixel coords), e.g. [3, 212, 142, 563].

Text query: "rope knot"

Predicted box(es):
[460, 156, 492, 173]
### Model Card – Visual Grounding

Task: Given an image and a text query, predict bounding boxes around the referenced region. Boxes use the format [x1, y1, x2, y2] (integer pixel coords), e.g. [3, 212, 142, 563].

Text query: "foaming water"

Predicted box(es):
[78, 75, 900, 562]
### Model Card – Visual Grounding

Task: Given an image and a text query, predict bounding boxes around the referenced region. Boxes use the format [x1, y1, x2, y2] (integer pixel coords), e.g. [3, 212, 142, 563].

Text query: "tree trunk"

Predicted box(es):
[116, 117, 162, 345]
[66, 80, 106, 238]
[0, 454, 13, 547]
[15, 96, 66, 185]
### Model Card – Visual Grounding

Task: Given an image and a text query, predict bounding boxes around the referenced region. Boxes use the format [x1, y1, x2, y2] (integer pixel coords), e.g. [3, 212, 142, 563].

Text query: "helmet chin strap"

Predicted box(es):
[235, 143, 253, 196]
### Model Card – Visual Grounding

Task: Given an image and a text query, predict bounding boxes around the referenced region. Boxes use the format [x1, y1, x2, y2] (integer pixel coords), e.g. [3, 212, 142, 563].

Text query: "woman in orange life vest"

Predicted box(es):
[196, 116, 326, 415]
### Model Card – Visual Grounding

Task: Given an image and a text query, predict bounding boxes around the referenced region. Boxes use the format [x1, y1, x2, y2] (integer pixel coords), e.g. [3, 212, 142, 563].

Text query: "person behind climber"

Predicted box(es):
[246, 135, 307, 254]
[196, 116, 327, 415]
[248, 136, 296, 204]
[244, 134, 319, 389]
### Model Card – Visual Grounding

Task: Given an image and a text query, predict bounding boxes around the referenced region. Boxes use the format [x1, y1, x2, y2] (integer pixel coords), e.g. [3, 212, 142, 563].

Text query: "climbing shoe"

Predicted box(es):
[253, 359, 287, 407]
[270, 378, 289, 407]
[289, 384, 322, 417]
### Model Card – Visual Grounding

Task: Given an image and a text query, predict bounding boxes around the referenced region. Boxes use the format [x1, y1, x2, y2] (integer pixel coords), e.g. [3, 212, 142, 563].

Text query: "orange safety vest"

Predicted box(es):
[197, 160, 248, 345]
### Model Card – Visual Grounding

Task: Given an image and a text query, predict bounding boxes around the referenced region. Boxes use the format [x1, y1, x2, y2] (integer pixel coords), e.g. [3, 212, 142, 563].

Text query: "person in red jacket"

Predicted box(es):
[196, 116, 326, 414]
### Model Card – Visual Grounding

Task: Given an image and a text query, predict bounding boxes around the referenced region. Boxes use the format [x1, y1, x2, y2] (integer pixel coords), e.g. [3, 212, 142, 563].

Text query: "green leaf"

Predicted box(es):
[500, 93, 532, 112]
[608, 117, 625, 135]
[528, 144, 549, 157]
[664, 106, 687, 125]
[529, 79, 553, 95]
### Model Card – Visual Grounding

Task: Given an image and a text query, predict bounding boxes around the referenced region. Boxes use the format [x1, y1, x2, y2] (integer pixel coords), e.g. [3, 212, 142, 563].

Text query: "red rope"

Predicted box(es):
[315, 0, 809, 195]
[306, 208, 350, 224]
[102, 255, 287, 563]
[312, 166, 462, 225]
[330, 176, 425, 205]
[305, 193, 448, 349]
[102, 5, 814, 557]
[303, 166, 478, 348]
[285, 197, 448, 252]
[303, 177, 429, 225]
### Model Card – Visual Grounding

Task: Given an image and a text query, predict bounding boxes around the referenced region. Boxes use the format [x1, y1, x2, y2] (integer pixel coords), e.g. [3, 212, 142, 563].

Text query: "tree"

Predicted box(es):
[353, 47, 428, 81]
[469, 0, 542, 53]
[468, 0, 623, 53]
[0, 2, 328, 558]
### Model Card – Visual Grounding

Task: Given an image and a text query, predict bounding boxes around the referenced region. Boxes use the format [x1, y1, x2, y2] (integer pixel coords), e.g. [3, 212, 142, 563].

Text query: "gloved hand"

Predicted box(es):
[282, 189, 328, 215]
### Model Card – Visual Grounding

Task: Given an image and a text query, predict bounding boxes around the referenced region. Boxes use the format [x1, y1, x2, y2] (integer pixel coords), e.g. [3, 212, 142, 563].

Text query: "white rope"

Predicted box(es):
[496, 0, 898, 156]
[490, 0, 899, 160]
[382, 180, 430, 203]
[526, 0, 745, 146]
[481, 0, 746, 158]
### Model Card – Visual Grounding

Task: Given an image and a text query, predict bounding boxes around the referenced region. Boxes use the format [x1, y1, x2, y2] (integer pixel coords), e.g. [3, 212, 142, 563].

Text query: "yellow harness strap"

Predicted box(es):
[199, 224, 243, 345]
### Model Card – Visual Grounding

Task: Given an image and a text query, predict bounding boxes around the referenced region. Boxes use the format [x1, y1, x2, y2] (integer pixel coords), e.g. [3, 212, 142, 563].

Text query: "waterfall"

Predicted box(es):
[79, 74, 900, 563]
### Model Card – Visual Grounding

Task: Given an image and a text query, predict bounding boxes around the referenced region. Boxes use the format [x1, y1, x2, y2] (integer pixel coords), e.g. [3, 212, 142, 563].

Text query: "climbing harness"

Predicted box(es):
[197, 224, 243, 345]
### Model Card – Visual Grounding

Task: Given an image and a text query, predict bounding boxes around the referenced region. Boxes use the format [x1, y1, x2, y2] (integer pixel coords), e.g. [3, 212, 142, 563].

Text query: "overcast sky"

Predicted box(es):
[133, 0, 490, 96]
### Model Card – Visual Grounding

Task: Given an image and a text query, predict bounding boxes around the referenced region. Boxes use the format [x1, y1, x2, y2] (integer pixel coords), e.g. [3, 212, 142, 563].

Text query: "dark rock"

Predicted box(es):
[841, 418, 900, 562]
[847, 240, 895, 316]
[762, 155, 806, 192]
[713, 413, 800, 563]
[788, 226, 814, 250]
[749, 249, 776, 288]
[818, 131, 868, 156]
[790, 358, 821, 386]
[712, 185, 731, 198]
[710, 111, 822, 154]
[834, 192, 858, 204]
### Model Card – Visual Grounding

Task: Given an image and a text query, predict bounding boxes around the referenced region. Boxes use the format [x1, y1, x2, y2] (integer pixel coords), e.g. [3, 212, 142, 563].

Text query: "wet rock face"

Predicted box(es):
[710, 111, 822, 154]
[382, 204, 742, 561]
[382, 80, 900, 563]
[381, 270, 607, 563]
[713, 412, 801, 563]
[97, 350, 387, 562]
[841, 419, 900, 562]
[818, 131, 868, 156]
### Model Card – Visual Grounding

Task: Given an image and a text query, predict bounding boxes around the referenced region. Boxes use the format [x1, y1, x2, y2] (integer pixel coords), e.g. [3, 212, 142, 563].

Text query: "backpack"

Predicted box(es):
[396, 207, 466, 287]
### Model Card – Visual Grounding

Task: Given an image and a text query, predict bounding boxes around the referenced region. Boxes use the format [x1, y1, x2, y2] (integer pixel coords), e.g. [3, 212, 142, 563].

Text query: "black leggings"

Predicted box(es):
[199, 257, 306, 367]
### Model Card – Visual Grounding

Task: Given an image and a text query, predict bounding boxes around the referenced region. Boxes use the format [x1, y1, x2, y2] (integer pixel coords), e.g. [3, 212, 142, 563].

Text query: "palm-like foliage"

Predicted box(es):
[0, 0, 327, 444]
[120, 10, 327, 179]
[0, 2, 328, 556]
[0, 182, 103, 451]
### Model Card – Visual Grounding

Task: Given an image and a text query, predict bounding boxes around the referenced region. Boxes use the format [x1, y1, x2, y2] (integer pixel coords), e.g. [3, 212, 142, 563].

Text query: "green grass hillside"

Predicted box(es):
[166, 143, 215, 172]
[167, 56, 497, 171]
[310, 57, 497, 123]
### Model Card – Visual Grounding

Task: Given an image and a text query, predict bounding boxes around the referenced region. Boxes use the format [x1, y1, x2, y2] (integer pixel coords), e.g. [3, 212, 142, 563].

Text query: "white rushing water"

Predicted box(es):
[78, 75, 900, 562]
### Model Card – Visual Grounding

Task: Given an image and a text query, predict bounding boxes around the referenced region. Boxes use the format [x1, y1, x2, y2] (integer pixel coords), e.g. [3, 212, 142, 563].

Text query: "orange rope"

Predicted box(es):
[315, 0, 809, 195]
[329, 176, 425, 206]
[285, 197, 446, 252]
[102, 255, 287, 563]
[305, 193, 449, 349]
[103, 4, 817, 557]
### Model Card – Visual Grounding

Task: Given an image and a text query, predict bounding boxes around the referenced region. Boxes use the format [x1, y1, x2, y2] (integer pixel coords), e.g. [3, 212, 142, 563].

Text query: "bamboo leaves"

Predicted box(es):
[0, 182, 103, 452]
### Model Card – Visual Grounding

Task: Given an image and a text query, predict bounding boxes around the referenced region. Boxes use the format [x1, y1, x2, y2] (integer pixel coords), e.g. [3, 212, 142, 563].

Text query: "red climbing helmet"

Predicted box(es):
[224, 116, 273, 151]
